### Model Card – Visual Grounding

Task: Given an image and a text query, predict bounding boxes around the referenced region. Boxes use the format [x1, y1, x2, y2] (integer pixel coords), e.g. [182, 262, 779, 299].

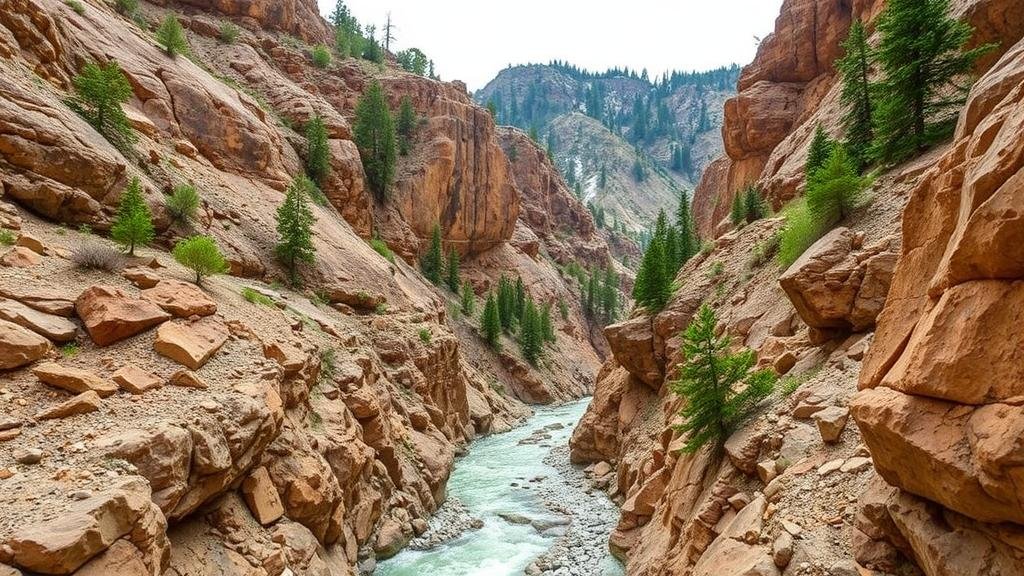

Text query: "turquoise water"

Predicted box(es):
[376, 399, 624, 576]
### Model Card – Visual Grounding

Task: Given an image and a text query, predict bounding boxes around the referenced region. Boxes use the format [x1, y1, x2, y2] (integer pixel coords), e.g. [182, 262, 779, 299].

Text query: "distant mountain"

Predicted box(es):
[475, 62, 739, 233]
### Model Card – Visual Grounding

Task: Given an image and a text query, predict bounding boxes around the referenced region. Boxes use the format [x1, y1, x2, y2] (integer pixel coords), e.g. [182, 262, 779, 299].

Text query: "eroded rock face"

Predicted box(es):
[853, 37, 1024, 572]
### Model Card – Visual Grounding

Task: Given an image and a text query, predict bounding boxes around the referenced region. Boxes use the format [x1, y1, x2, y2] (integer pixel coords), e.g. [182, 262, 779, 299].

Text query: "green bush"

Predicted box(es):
[311, 44, 332, 68]
[115, 0, 137, 15]
[805, 146, 869, 228]
[68, 61, 136, 152]
[166, 184, 200, 227]
[61, 342, 80, 358]
[65, 0, 84, 14]
[777, 198, 822, 268]
[370, 237, 395, 263]
[173, 235, 229, 284]
[418, 328, 432, 343]
[156, 13, 189, 57]
[0, 229, 14, 246]
[219, 21, 240, 44]
[241, 287, 274, 307]
[319, 347, 337, 382]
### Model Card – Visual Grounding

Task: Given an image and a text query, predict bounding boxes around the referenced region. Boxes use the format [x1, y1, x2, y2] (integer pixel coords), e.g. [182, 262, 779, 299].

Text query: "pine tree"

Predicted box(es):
[155, 13, 189, 57]
[836, 20, 874, 170]
[111, 177, 154, 256]
[460, 280, 475, 316]
[743, 185, 768, 223]
[305, 116, 331, 188]
[676, 190, 698, 266]
[540, 303, 556, 343]
[420, 223, 443, 285]
[806, 124, 835, 179]
[397, 96, 416, 156]
[872, 0, 994, 164]
[664, 226, 679, 274]
[497, 275, 516, 333]
[275, 175, 317, 284]
[173, 235, 228, 285]
[481, 293, 501, 350]
[69, 61, 136, 151]
[632, 232, 671, 313]
[671, 304, 776, 453]
[729, 192, 745, 227]
[519, 298, 543, 366]
[601, 267, 619, 323]
[445, 247, 460, 292]
[353, 82, 397, 202]
[806, 146, 870, 227]
[585, 270, 598, 318]
[514, 277, 526, 320]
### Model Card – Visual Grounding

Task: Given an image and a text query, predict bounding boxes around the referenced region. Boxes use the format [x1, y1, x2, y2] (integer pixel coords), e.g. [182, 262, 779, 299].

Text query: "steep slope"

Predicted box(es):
[0, 0, 619, 574]
[476, 63, 737, 234]
[571, 0, 1024, 575]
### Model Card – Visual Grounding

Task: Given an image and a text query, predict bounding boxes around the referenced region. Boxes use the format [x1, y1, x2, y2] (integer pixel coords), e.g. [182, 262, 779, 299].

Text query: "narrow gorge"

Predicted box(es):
[0, 0, 1022, 575]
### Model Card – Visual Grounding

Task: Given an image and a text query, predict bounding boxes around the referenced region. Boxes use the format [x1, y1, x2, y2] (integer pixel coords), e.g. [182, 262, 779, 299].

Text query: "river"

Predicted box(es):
[376, 399, 625, 576]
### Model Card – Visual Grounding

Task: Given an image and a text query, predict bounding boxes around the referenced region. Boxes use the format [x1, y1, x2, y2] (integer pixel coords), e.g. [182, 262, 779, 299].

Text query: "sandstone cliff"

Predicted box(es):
[0, 0, 616, 574]
[572, 0, 1024, 575]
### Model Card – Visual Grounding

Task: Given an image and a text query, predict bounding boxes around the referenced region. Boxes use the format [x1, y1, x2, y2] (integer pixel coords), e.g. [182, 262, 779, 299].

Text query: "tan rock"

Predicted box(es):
[142, 279, 217, 317]
[154, 318, 229, 370]
[168, 369, 208, 389]
[112, 365, 162, 394]
[33, 362, 118, 397]
[0, 286, 74, 317]
[1, 246, 41, 267]
[0, 296, 76, 342]
[241, 466, 284, 525]
[0, 319, 50, 370]
[14, 233, 44, 254]
[605, 317, 662, 388]
[75, 285, 171, 346]
[263, 340, 306, 374]
[122, 267, 162, 289]
[721, 495, 766, 544]
[818, 459, 844, 476]
[74, 540, 149, 576]
[813, 406, 849, 444]
[373, 517, 410, 560]
[772, 531, 793, 568]
[34, 390, 101, 420]
[95, 424, 192, 514]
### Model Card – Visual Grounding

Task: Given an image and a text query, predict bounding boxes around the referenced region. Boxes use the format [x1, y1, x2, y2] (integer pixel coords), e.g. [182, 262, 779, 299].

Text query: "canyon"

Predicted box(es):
[0, 0, 1023, 575]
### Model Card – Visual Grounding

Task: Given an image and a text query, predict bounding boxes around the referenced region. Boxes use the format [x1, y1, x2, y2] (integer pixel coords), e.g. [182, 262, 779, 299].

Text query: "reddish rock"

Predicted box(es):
[0, 319, 50, 370]
[75, 286, 171, 347]
[241, 466, 284, 525]
[112, 366, 162, 395]
[34, 390, 102, 420]
[153, 318, 229, 370]
[605, 317, 662, 388]
[142, 280, 217, 318]
[33, 362, 118, 397]
[122, 267, 162, 289]
[1, 246, 40, 267]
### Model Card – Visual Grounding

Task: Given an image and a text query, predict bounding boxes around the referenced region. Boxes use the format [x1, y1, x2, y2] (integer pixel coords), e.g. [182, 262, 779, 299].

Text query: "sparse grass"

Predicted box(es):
[370, 237, 395, 264]
[219, 21, 240, 44]
[241, 287, 275, 307]
[72, 243, 125, 272]
[777, 198, 823, 268]
[55, 226, 67, 236]
[310, 289, 330, 307]
[708, 261, 725, 278]
[0, 229, 14, 246]
[78, 224, 93, 236]
[747, 232, 782, 270]
[418, 328, 431, 344]
[699, 242, 714, 257]
[115, 0, 137, 16]
[375, 302, 389, 315]
[780, 369, 819, 397]
[60, 342, 80, 358]
[319, 347, 336, 383]
[308, 410, 323, 431]
[64, 0, 85, 14]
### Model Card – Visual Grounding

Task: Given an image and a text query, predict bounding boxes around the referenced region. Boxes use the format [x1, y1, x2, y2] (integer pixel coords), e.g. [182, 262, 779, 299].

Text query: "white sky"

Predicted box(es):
[316, 0, 785, 90]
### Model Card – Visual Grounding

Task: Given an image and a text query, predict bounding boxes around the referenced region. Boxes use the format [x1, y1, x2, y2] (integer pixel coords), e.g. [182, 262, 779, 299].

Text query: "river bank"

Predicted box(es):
[375, 399, 624, 576]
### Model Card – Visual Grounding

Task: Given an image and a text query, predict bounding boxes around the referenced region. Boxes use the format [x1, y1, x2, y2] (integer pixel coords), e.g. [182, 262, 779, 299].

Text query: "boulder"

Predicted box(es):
[14, 233, 44, 254]
[153, 318, 229, 370]
[34, 391, 102, 420]
[112, 366, 162, 394]
[1, 246, 41, 267]
[95, 424, 192, 514]
[0, 319, 50, 370]
[142, 280, 217, 317]
[241, 466, 284, 525]
[813, 406, 849, 444]
[122, 267, 162, 289]
[75, 286, 171, 346]
[33, 362, 118, 397]
[605, 317, 662, 388]
[0, 296, 76, 342]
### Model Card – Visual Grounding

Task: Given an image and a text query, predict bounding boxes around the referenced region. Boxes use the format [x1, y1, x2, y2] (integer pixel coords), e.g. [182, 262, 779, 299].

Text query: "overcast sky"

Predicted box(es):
[316, 0, 785, 90]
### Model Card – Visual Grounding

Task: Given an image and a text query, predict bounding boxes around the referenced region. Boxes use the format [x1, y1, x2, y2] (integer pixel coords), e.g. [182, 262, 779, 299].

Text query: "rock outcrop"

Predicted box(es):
[851, 36, 1024, 574]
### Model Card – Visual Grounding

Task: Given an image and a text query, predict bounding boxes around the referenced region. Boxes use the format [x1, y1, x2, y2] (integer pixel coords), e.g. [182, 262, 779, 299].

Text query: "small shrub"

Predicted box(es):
[0, 229, 14, 246]
[65, 0, 85, 14]
[241, 287, 274, 307]
[166, 184, 200, 227]
[418, 328, 431, 343]
[375, 302, 389, 315]
[155, 13, 189, 57]
[172, 235, 229, 284]
[319, 347, 337, 382]
[747, 232, 782, 270]
[699, 242, 714, 256]
[72, 242, 125, 271]
[60, 342, 80, 358]
[311, 44, 332, 68]
[219, 21, 240, 44]
[781, 369, 818, 397]
[777, 199, 823, 268]
[78, 224, 93, 235]
[310, 289, 330, 307]
[708, 261, 725, 278]
[370, 237, 395, 264]
[115, 0, 137, 16]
